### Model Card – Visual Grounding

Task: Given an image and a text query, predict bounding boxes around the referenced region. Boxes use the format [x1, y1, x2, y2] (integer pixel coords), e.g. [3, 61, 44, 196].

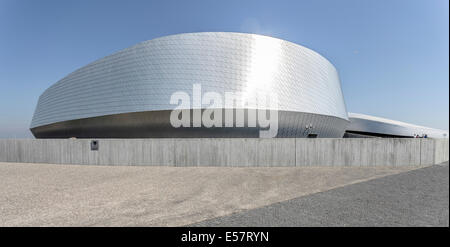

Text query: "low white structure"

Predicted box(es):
[347, 113, 448, 138]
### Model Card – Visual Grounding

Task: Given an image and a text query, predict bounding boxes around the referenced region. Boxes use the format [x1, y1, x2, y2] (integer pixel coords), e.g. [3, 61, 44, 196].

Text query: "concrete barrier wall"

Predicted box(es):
[0, 138, 448, 167]
[295, 138, 424, 167]
[434, 138, 449, 164]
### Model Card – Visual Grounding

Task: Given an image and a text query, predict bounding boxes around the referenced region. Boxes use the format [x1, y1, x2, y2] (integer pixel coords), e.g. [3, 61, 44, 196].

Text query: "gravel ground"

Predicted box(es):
[192, 162, 449, 227]
[0, 162, 415, 226]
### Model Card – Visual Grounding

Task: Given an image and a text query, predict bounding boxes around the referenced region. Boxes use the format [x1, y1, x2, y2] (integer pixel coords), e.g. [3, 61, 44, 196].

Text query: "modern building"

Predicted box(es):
[30, 32, 349, 138]
[30, 32, 447, 139]
[345, 113, 448, 138]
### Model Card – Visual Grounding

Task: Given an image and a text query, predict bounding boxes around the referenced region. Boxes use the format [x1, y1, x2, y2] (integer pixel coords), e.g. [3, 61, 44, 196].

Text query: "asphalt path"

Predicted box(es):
[192, 162, 449, 227]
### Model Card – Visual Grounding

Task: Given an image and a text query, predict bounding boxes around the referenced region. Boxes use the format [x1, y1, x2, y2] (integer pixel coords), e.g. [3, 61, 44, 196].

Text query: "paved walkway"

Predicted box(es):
[192, 162, 449, 226]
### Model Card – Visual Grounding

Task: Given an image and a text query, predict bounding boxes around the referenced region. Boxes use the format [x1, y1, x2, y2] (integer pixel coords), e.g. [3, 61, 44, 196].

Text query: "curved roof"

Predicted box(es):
[347, 113, 448, 138]
[31, 32, 348, 128]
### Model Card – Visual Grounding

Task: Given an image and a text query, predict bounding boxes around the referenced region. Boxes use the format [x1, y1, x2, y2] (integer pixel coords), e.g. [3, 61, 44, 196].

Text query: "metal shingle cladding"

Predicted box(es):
[31, 32, 348, 129]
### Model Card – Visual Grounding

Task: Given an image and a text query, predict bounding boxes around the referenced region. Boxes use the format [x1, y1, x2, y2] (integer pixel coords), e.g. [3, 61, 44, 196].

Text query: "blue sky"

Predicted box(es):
[0, 0, 448, 138]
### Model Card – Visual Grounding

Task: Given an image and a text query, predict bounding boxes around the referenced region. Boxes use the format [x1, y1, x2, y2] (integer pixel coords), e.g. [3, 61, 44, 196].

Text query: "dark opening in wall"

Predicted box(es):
[90, 140, 99, 151]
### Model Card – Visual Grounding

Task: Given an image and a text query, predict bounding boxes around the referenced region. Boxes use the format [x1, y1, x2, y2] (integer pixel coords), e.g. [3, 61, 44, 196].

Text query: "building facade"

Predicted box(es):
[345, 113, 448, 138]
[30, 32, 349, 138]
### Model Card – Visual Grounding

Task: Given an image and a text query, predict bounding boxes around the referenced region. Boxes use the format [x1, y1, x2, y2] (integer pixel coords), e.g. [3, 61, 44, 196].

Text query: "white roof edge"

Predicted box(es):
[348, 112, 448, 133]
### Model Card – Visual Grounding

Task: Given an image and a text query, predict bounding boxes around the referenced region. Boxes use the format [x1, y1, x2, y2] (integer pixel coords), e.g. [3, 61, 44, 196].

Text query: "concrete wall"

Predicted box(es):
[434, 138, 449, 164]
[0, 138, 447, 167]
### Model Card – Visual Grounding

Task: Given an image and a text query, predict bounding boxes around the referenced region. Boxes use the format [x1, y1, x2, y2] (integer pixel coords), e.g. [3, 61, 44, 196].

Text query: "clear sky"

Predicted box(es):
[0, 0, 448, 138]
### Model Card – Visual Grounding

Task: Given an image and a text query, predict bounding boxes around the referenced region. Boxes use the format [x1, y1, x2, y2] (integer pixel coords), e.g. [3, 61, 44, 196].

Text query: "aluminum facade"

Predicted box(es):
[347, 113, 448, 138]
[30, 32, 349, 138]
[30, 110, 349, 138]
